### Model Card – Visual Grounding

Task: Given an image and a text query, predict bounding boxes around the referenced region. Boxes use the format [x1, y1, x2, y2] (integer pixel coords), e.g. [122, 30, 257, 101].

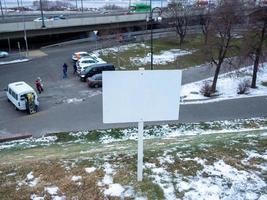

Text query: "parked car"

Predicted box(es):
[87, 74, 102, 88]
[80, 63, 115, 82]
[86, 53, 106, 63]
[76, 57, 106, 74]
[0, 51, 8, 58]
[72, 51, 90, 61]
[51, 15, 66, 20]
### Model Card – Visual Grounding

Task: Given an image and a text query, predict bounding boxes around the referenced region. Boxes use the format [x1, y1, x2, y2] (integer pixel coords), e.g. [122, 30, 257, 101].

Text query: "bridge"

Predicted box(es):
[0, 13, 151, 39]
[0, 7, 259, 43]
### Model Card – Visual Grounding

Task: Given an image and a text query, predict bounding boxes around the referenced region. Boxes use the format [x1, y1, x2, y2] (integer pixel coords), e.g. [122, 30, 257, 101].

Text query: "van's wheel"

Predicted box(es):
[94, 84, 99, 88]
[7, 98, 10, 102]
[15, 106, 18, 111]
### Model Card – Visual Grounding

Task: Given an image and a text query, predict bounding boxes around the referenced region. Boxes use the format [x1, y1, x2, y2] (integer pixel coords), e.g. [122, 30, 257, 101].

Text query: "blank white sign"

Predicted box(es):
[103, 70, 182, 123]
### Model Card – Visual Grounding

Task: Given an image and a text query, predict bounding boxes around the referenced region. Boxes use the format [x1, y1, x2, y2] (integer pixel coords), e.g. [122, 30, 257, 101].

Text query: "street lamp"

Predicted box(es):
[147, 0, 162, 70]
[39, 0, 45, 28]
[81, 0, 84, 12]
[0, 0, 4, 20]
[21, 0, 29, 57]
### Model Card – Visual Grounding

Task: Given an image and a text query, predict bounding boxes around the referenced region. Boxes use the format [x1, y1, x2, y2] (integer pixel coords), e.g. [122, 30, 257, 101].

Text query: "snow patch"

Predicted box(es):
[182, 63, 267, 104]
[85, 167, 96, 174]
[0, 58, 30, 65]
[45, 186, 59, 195]
[130, 49, 193, 66]
[63, 98, 84, 104]
[104, 184, 125, 196]
[30, 194, 44, 200]
[177, 159, 266, 200]
[71, 176, 82, 182]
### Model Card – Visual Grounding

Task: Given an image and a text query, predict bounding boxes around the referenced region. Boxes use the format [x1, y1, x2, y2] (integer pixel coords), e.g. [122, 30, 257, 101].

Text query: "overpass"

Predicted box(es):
[0, 13, 150, 39]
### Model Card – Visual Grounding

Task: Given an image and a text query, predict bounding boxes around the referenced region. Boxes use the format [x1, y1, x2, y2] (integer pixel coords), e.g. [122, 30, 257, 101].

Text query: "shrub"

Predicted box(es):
[237, 79, 250, 94]
[200, 81, 212, 97]
[262, 81, 267, 87]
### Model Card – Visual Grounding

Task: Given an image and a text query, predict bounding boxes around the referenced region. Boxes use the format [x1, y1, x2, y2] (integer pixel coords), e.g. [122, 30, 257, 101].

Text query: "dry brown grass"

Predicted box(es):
[0, 159, 106, 200]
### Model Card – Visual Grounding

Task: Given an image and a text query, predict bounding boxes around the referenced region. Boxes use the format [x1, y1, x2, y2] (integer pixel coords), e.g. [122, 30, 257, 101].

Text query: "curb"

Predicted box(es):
[0, 58, 31, 66]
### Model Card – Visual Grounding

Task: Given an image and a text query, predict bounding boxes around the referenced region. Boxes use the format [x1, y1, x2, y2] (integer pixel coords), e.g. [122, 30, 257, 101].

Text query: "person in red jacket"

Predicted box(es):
[35, 77, 44, 94]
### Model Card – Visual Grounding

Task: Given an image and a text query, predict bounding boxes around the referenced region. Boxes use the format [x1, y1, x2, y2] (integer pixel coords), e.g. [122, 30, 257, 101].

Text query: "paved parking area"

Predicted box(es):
[0, 42, 267, 137]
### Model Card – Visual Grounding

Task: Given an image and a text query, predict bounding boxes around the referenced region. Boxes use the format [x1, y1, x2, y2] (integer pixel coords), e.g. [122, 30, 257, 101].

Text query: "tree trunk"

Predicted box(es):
[204, 33, 208, 45]
[211, 63, 221, 93]
[251, 20, 266, 88]
[179, 35, 184, 46]
[251, 48, 260, 88]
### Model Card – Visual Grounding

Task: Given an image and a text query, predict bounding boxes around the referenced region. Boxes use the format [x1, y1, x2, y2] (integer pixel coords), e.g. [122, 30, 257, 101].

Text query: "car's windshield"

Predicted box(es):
[80, 53, 89, 57]
[82, 60, 96, 64]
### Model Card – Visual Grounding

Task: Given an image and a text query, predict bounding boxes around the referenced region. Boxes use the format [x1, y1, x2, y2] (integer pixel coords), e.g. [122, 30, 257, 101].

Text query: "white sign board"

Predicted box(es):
[103, 70, 182, 123]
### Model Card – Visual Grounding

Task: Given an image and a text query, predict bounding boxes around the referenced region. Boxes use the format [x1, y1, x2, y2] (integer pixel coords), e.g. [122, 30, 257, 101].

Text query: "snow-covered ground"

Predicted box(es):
[94, 44, 266, 104]
[1, 118, 267, 150]
[182, 63, 267, 104]
[1, 118, 267, 199]
[130, 49, 194, 66]
[146, 154, 267, 200]
[94, 43, 194, 67]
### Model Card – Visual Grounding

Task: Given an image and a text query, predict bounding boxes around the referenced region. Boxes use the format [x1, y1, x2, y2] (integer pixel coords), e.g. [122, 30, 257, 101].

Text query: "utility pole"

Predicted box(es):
[150, 0, 153, 70]
[0, 0, 4, 20]
[21, 0, 29, 57]
[39, 0, 45, 28]
[81, 0, 84, 12]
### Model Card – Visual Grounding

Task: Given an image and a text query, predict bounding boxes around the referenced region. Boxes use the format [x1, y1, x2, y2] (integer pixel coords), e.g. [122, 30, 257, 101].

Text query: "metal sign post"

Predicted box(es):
[103, 70, 182, 182]
[137, 121, 144, 181]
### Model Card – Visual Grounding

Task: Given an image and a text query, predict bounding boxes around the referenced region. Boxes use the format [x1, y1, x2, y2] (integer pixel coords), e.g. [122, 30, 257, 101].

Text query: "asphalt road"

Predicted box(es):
[0, 42, 266, 137]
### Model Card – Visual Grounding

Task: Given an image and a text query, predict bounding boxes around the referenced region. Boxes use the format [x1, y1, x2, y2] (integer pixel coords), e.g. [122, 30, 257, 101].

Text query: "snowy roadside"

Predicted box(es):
[1, 118, 267, 150]
[0, 58, 31, 66]
[181, 63, 267, 104]
[0, 118, 266, 200]
[93, 44, 266, 104]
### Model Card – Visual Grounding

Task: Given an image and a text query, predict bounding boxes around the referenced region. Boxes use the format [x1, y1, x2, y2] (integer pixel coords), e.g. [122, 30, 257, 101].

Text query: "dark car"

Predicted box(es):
[80, 63, 115, 82]
[87, 74, 102, 88]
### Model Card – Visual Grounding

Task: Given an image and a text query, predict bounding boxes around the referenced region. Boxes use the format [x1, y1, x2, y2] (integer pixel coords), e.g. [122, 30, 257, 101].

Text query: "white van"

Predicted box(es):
[6, 81, 39, 113]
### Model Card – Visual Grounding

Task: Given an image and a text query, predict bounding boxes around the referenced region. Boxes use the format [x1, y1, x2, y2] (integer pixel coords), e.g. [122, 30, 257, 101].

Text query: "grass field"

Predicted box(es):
[1, 119, 267, 199]
[97, 34, 242, 70]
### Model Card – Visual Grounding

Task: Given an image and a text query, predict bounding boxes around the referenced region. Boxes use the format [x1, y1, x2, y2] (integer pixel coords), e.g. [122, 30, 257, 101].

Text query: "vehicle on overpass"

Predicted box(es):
[129, 3, 151, 13]
[33, 15, 66, 22]
[6, 82, 39, 114]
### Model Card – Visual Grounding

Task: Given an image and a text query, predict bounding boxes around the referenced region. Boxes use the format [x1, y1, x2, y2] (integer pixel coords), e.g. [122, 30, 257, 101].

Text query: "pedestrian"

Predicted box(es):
[63, 63, 68, 79]
[73, 63, 77, 75]
[35, 77, 43, 94]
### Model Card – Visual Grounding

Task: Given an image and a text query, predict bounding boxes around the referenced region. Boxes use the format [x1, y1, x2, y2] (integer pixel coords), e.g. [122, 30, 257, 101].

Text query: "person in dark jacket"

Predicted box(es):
[63, 63, 68, 78]
[73, 63, 77, 74]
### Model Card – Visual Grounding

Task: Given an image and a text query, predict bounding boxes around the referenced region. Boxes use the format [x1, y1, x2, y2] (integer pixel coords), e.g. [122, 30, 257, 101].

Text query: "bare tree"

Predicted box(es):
[165, 1, 189, 46]
[205, 0, 244, 94]
[243, 7, 267, 88]
[200, 9, 212, 45]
